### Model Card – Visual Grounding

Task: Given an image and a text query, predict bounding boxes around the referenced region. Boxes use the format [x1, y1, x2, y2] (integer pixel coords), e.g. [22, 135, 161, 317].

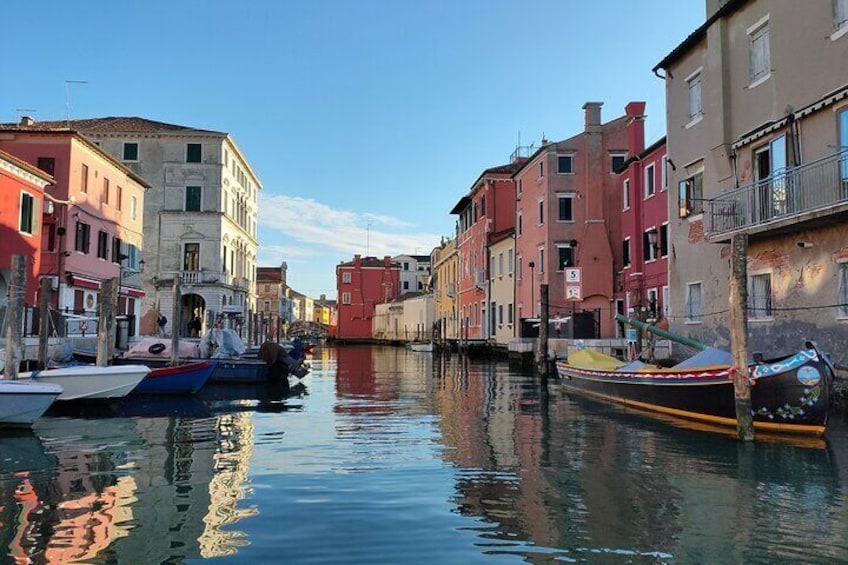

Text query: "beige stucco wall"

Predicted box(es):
[489, 235, 515, 346]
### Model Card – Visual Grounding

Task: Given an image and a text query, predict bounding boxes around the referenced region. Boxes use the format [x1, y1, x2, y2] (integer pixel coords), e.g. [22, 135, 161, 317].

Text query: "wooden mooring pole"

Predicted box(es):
[537, 284, 549, 380]
[729, 233, 754, 441]
[5, 256, 26, 379]
[96, 278, 118, 367]
[171, 278, 181, 366]
[37, 276, 51, 369]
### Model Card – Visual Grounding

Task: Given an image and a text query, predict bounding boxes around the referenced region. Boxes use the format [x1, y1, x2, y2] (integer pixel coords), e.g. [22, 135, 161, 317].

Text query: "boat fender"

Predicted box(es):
[148, 343, 167, 355]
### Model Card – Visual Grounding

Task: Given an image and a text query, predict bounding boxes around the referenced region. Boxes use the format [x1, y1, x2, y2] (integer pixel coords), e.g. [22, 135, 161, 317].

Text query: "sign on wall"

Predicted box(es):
[565, 267, 582, 301]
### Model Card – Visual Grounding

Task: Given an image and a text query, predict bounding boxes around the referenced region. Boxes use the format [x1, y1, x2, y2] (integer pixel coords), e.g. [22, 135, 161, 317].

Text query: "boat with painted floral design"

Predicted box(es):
[556, 324, 833, 437]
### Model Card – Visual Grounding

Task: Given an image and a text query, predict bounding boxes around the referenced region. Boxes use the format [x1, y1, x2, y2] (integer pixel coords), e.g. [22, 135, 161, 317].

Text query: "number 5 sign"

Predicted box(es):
[565, 268, 581, 283]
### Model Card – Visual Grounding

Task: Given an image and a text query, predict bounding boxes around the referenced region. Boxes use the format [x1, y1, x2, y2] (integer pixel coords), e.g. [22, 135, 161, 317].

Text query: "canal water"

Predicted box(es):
[2, 345, 848, 564]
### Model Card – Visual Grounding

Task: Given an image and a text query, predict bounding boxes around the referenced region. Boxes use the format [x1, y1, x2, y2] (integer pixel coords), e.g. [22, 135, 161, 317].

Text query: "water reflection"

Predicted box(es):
[0, 405, 267, 562]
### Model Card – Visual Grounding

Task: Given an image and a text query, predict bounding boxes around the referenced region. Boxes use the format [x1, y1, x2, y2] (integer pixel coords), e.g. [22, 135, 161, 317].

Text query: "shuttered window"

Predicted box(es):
[748, 273, 773, 319]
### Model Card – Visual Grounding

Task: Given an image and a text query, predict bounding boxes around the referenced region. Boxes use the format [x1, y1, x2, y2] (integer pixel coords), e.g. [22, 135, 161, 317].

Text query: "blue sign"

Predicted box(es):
[626, 328, 638, 342]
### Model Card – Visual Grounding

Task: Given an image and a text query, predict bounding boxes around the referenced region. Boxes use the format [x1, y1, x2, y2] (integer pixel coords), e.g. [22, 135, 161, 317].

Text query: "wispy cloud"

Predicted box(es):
[258, 194, 441, 258]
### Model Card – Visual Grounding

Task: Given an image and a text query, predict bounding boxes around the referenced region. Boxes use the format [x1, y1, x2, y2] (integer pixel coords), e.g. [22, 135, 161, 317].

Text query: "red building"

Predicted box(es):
[616, 103, 668, 329]
[0, 149, 53, 304]
[513, 102, 635, 338]
[450, 161, 522, 343]
[336, 255, 400, 340]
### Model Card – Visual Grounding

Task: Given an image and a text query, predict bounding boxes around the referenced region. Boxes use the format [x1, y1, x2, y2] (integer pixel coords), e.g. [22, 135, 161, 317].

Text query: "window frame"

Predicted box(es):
[686, 69, 703, 123]
[556, 193, 575, 222]
[80, 163, 89, 193]
[748, 17, 771, 87]
[102, 177, 110, 206]
[557, 154, 574, 175]
[644, 164, 656, 198]
[122, 142, 139, 162]
[679, 170, 704, 218]
[97, 230, 109, 260]
[342, 292, 352, 305]
[623, 237, 631, 269]
[75, 221, 90, 254]
[610, 152, 626, 173]
[19, 191, 35, 235]
[555, 243, 574, 271]
[686, 281, 704, 324]
[185, 185, 202, 212]
[748, 271, 774, 321]
[342, 272, 352, 284]
[623, 178, 631, 210]
[186, 143, 202, 163]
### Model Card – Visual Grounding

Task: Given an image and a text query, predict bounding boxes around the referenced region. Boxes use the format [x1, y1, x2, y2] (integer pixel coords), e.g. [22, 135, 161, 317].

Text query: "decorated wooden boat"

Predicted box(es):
[555, 345, 833, 436]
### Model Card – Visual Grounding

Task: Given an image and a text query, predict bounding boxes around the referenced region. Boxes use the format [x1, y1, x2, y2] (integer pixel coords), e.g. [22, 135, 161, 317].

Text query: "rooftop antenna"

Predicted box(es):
[15, 108, 37, 121]
[366, 217, 373, 256]
[65, 80, 88, 128]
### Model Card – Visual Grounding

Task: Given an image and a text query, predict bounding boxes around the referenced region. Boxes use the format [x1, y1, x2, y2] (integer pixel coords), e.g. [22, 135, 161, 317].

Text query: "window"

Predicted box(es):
[686, 282, 703, 322]
[481, 195, 486, 216]
[185, 186, 202, 211]
[660, 224, 669, 257]
[557, 155, 573, 174]
[223, 245, 228, 272]
[19, 192, 35, 234]
[186, 143, 202, 163]
[838, 0, 848, 29]
[556, 245, 574, 270]
[112, 237, 122, 263]
[661, 156, 669, 190]
[342, 272, 352, 284]
[517, 213, 523, 236]
[498, 304, 503, 325]
[517, 179, 522, 196]
[102, 178, 110, 205]
[623, 238, 631, 268]
[538, 247, 545, 274]
[645, 164, 656, 197]
[679, 172, 704, 217]
[123, 142, 139, 162]
[749, 20, 770, 84]
[130, 195, 138, 220]
[264, 301, 271, 313]
[224, 149, 229, 167]
[498, 252, 504, 277]
[646, 288, 659, 319]
[688, 72, 702, 120]
[508, 303, 514, 324]
[97, 230, 108, 259]
[557, 194, 574, 221]
[538, 161, 544, 178]
[37, 157, 55, 176]
[839, 263, 848, 317]
[403, 281, 409, 290]
[81, 164, 89, 193]
[75, 221, 90, 253]
[342, 292, 351, 305]
[508, 249, 514, 274]
[611, 153, 626, 172]
[538, 200, 544, 224]
[403, 262, 409, 271]
[749, 273, 773, 319]
[623, 179, 630, 210]
[183, 243, 200, 271]
[643, 230, 658, 262]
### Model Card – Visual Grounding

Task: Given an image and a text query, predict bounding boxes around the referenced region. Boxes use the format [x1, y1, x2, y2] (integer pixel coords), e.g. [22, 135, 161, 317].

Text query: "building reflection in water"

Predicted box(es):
[0, 406, 260, 563]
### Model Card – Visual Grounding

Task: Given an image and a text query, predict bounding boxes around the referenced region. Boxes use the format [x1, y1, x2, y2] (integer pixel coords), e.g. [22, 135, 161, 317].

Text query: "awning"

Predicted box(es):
[68, 275, 100, 290]
[120, 287, 145, 298]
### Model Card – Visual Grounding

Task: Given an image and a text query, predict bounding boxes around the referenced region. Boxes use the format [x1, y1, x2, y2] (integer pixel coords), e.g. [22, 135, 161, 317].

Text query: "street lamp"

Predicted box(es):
[528, 261, 536, 318]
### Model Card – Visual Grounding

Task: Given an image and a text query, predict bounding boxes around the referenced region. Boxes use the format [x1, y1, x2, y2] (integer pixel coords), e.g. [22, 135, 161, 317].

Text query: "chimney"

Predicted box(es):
[384, 255, 392, 268]
[625, 101, 647, 156]
[354, 254, 362, 268]
[583, 102, 603, 131]
[20, 116, 34, 126]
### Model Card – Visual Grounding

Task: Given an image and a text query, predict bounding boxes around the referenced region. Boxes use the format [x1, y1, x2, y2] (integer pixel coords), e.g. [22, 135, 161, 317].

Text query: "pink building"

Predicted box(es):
[0, 149, 53, 304]
[616, 104, 668, 330]
[336, 255, 400, 340]
[513, 102, 635, 338]
[450, 162, 522, 343]
[0, 121, 149, 336]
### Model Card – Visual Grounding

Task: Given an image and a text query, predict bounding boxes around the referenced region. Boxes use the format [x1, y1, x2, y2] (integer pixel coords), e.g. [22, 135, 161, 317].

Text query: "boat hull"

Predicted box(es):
[0, 381, 63, 426]
[210, 359, 270, 383]
[19, 365, 150, 401]
[555, 349, 832, 436]
[132, 360, 217, 395]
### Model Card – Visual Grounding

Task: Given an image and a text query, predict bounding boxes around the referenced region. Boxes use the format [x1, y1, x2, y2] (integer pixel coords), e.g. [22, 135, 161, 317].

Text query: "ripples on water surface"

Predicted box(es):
[1, 345, 847, 564]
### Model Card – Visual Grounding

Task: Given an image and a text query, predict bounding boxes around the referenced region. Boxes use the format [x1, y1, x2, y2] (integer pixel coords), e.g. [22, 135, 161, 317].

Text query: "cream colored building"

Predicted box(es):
[431, 239, 459, 343]
[373, 293, 433, 342]
[655, 0, 848, 362]
[60, 118, 260, 337]
[488, 231, 515, 347]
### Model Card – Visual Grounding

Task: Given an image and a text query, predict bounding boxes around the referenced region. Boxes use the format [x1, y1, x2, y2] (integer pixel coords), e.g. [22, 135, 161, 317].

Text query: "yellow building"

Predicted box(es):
[431, 239, 459, 343]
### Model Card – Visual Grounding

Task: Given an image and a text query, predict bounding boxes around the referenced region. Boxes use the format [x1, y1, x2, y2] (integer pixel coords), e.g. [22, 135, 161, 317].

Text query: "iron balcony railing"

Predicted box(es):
[705, 149, 848, 236]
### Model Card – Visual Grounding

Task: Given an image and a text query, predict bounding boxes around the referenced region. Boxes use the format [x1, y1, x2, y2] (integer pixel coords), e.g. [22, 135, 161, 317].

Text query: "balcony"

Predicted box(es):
[171, 270, 226, 285]
[705, 150, 848, 240]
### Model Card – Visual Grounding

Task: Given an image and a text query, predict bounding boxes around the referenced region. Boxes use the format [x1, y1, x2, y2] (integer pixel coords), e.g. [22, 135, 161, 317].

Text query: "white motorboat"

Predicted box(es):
[19, 364, 150, 401]
[408, 341, 434, 353]
[0, 379, 63, 426]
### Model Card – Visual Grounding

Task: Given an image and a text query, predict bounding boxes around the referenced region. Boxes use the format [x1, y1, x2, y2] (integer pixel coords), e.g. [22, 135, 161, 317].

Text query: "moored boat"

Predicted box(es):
[408, 341, 434, 353]
[0, 380, 63, 427]
[555, 345, 833, 436]
[19, 365, 150, 401]
[132, 360, 217, 395]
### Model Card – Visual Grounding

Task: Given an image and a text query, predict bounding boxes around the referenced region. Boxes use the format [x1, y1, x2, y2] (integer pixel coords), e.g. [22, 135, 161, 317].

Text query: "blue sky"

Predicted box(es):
[2, 0, 704, 298]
